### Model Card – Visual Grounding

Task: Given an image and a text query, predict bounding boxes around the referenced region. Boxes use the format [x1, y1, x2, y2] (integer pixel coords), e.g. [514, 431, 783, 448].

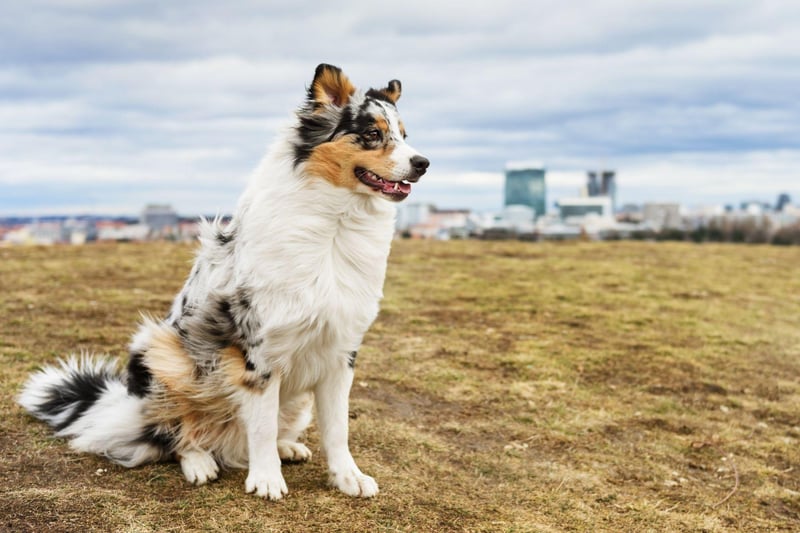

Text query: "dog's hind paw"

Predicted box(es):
[179, 449, 219, 486]
[278, 440, 312, 462]
[330, 468, 379, 498]
[245, 469, 288, 500]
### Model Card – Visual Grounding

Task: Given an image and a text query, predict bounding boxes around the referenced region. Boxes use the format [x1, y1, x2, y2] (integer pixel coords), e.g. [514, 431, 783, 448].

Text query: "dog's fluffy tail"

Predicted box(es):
[17, 355, 167, 467]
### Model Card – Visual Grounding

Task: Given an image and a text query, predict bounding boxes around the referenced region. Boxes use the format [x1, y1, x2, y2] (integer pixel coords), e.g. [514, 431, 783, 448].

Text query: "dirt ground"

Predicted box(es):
[1, 239, 799, 532]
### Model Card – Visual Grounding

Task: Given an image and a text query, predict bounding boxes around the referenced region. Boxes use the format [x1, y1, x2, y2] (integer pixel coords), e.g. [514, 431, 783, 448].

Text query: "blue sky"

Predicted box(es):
[1, 1, 799, 216]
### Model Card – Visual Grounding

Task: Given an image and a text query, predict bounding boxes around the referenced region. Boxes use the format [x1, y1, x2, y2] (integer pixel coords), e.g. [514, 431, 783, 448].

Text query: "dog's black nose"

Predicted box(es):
[410, 155, 430, 178]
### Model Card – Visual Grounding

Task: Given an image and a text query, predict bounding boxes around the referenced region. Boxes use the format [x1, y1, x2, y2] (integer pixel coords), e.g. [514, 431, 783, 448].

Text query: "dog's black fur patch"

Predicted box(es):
[137, 423, 177, 454]
[292, 72, 398, 165]
[294, 112, 338, 165]
[216, 227, 236, 246]
[171, 288, 265, 374]
[36, 368, 114, 431]
[174, 294, 237, 371]
[127, 351, 152, 398]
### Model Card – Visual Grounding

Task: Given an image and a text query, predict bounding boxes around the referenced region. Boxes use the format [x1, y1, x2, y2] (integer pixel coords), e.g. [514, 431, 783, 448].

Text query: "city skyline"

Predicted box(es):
[2, 1, 799, 216]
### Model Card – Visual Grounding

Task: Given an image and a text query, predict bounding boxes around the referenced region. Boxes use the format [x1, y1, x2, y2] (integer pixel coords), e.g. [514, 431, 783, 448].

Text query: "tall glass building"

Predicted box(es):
[586, 170, 617, 213]
[601, 171, 617, 212]
[504, 164, 546, 218]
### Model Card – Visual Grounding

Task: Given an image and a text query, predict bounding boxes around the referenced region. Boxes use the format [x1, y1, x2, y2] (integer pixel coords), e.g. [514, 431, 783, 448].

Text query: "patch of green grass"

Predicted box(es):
[1, 240, 799, 532]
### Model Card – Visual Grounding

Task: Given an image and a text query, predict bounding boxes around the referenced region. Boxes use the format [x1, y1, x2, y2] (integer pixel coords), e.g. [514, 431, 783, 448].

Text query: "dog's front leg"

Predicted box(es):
[315, 361, 379, 497]
[238, 373, 287, 500]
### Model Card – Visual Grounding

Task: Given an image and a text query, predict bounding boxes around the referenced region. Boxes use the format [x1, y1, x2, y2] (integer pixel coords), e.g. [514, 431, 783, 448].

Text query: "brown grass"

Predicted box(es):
[1, 240, 799, 532]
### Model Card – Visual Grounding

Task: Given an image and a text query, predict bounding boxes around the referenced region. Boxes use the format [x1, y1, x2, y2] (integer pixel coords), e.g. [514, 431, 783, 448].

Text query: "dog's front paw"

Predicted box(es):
[179, 449, 219, 486]
[245, 468, 288, 500]
[330, 468, 379, 498]
[278, 440, 312, 462]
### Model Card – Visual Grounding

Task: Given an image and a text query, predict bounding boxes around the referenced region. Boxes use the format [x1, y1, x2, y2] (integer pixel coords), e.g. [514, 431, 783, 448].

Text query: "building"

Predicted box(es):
[501, 205, 536, 233]
[396, 203, 434, 231]
[586, 170, 617, 212]
[97, 224, 151, 242]
[142, 204, 179, 233]
[557, 197, 613, 220]
[406, 208, 471, 239]
[601, 171, 616, 211]
[504, 162, 546, 219]
[775, 193, 792, 212]
[586, 172, 601, 196]
[643, 203, 682, 230]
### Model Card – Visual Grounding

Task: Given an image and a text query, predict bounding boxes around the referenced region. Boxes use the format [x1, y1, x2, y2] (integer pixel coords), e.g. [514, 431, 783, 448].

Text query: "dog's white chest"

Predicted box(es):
[235, 187, 395, 380]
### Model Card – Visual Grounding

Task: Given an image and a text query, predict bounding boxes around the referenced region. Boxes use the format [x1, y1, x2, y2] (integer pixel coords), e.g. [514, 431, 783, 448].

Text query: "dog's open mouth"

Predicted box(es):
[355, 167, 411, 201]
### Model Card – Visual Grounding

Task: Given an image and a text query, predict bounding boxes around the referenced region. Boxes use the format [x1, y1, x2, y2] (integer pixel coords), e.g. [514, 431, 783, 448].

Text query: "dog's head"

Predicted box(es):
[292, 64, 429, 202]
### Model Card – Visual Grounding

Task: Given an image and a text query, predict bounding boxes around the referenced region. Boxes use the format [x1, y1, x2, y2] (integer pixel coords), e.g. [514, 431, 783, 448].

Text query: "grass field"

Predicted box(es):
[1, 239, 799, 532]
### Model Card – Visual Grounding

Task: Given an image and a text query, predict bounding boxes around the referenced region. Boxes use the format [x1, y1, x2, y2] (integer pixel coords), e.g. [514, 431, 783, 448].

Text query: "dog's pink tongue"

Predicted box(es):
[382, 181, 411, 195]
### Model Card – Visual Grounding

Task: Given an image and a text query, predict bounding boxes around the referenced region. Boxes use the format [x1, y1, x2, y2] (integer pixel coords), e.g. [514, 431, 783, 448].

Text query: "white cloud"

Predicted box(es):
[1, 1, 799, 215]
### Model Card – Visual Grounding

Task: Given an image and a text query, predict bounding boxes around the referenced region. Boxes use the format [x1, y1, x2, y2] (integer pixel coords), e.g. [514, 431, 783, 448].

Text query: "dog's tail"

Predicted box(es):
[17, 355, 168, 467]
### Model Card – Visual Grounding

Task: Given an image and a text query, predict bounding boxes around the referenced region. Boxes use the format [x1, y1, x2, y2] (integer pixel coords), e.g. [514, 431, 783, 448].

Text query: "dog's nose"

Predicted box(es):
[410, 155, 430, 179]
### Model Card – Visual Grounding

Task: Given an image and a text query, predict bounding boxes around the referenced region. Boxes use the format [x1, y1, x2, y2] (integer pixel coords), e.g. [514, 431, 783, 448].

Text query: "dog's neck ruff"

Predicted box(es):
[233, 134, 396, 300]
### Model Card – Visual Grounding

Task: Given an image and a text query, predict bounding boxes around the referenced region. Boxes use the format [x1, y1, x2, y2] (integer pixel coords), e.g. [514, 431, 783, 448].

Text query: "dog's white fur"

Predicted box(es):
[232, 142, 397, 497]
[18, 64, 428, 499]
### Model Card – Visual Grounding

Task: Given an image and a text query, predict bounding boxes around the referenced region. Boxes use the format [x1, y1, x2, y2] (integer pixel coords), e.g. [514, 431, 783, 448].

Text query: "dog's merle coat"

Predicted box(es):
[18, 64, 428, 500]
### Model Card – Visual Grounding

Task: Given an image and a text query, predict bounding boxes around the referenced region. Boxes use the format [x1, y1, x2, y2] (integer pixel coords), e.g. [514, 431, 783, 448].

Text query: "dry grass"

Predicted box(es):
[1, 239, 799, 532]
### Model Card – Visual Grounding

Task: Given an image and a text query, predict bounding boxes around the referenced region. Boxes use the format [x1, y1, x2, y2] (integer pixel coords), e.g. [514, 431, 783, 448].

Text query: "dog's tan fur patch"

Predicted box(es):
[312, 67, 356, 108]
[305, 136, 398, 190]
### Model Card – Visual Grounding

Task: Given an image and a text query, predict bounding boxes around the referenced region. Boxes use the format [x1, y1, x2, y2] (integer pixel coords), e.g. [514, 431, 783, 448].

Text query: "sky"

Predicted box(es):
[1, 0, 799, 216]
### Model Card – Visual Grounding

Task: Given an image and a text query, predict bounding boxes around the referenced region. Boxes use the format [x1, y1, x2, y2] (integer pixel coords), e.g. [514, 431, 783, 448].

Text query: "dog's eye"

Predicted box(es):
[363, 129, 382, 143]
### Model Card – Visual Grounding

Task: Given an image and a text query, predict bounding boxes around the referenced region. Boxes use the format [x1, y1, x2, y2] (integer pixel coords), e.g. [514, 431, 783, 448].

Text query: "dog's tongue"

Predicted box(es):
[381, 180, 411, 195]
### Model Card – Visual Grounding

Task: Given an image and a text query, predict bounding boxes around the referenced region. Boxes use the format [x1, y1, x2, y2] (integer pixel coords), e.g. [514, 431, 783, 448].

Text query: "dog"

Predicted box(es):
[17, 63, 429, 500]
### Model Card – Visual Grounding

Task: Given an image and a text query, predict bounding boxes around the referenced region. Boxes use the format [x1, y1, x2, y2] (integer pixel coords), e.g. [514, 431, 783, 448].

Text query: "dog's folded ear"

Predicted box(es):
[379, 80, 402, 104]
[310, 64, 356, 108]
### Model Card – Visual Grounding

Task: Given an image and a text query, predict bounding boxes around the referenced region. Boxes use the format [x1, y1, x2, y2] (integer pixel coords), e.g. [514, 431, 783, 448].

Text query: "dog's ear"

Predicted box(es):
[379, 80, 402, 104]
[310, 64, 356, 108]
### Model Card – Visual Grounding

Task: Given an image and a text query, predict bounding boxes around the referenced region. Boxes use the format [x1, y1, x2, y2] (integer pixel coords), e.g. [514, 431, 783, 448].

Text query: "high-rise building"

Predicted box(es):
[586, 170, 617, 212]
[504, 163, 546, 218]
[586, 172, 600, 196]
[776, 193, 792, 212]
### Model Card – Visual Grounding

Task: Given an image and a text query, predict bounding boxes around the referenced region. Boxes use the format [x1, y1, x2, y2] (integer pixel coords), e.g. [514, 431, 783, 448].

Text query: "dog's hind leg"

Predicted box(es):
[315, 358, 378, 497]
[278, 392, 313, 462]
[173, 416, 220, 485]
[178, 447, 219, 485]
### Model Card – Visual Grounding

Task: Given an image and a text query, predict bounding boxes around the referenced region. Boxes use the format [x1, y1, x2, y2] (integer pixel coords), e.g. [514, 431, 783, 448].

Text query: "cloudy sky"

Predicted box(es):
[1, 0, 799, 216]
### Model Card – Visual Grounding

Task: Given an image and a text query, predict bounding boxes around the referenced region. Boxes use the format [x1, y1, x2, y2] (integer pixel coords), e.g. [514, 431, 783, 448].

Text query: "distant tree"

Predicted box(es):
[690, 226, 708, 243]
[657, 228, 686, 241]
[481, 228, 514, 240]
[771, 223, 800, 246]
[707, 226, 724, 242]
[748, 216, 772, 244]
[630, 230, 655, 241]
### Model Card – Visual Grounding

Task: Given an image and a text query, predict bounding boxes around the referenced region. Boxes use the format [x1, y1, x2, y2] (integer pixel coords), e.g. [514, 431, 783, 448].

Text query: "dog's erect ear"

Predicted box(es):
[310, 64, 356, 108]
[379, 80, 402, 104]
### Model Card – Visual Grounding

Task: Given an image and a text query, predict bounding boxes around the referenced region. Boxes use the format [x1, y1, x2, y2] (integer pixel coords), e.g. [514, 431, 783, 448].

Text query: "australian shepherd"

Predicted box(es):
[18, 64, 429, 500]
